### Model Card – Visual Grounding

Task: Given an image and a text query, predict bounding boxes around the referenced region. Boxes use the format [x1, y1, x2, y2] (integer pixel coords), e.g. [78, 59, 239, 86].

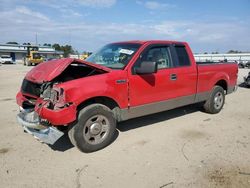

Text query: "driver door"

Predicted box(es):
[128, 45, 173, 107]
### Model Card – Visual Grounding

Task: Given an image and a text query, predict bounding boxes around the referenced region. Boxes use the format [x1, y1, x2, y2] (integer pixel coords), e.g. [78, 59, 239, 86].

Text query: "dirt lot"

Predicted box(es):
[0, 64, 249, 188]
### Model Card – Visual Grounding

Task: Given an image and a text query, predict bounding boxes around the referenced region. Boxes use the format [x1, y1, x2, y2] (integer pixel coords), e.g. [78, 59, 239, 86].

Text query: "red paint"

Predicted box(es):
[38, 102, 77, 125]
[16, 41, 238, 126]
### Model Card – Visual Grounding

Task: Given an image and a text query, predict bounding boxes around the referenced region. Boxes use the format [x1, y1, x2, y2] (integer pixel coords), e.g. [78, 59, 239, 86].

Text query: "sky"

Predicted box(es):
[0, 0, 249, 53]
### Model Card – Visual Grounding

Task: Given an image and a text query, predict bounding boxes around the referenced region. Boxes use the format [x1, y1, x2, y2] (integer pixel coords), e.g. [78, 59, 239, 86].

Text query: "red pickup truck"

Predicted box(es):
[16, 40, 238, 152]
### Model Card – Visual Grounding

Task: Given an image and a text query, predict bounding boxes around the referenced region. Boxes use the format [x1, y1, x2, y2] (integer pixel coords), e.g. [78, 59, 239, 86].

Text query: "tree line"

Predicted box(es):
[52, 44, 75, 57]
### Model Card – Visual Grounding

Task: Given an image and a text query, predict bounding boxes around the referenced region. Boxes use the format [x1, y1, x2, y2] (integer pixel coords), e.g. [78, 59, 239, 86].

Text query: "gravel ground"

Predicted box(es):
[0, 64, 249, 188]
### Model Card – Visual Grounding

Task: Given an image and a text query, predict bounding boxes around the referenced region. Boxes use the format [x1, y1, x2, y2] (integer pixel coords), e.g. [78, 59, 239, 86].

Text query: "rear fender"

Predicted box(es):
[210, 72, 229, 91]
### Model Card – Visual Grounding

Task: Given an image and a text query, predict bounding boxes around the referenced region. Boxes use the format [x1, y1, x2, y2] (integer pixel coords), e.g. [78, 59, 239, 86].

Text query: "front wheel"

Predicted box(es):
[203, 86, 225, 114]
[68, 104, 116, 153]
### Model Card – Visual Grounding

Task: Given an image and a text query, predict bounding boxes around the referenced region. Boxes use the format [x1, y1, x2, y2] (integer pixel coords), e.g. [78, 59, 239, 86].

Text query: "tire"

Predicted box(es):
[68, 122, 77, 147]
[238, 63, 244, 68]
[68, 104, 116, 153]
[203, 86, 225, 114]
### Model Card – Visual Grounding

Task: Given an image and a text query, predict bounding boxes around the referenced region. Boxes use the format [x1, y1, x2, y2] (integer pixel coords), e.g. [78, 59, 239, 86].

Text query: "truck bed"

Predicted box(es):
[197, 62, 238, 94]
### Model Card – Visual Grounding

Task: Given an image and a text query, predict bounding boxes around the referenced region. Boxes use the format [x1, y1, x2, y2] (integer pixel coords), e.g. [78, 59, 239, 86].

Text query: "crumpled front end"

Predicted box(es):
[16, 59, 109, 145]
[16, 80, 78, 126]
[16, 87, 76, 144]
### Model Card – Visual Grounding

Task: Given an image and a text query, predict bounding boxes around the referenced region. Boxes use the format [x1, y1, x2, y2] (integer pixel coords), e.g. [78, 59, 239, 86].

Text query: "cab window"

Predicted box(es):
[174, 46, 190, 67]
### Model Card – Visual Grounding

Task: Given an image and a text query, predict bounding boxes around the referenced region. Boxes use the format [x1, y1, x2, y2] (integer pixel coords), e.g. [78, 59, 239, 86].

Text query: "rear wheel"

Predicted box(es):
[203, 86, 225, 114]
[68, 104, 116, 152]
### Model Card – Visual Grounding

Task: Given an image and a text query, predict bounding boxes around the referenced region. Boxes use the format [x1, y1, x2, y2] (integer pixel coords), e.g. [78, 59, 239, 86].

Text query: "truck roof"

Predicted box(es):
[111, 40, 186, 45]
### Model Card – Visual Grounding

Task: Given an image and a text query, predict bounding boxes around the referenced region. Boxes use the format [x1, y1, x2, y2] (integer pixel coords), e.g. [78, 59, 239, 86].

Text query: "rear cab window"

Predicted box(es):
[172, 45, 191, 67]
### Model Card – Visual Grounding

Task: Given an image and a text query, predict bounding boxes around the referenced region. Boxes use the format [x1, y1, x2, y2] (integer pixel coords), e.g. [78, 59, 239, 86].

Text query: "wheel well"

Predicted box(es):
[215, 80, 227, 92]
[77, 97, 120, 111]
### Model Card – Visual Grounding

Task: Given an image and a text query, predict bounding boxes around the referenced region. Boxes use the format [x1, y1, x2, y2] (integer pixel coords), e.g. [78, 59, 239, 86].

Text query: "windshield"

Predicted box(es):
[86, 43, 141, 69]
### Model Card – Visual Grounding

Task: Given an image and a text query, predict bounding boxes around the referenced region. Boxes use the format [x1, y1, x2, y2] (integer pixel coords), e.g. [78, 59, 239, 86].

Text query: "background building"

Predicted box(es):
[194, 53, 250, 63]
[0, 43, 63, 64]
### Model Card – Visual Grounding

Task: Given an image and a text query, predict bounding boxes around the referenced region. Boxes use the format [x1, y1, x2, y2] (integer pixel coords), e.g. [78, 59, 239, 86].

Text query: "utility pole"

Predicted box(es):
[35, 33, 38, 45]
[69, 30, 71, 46]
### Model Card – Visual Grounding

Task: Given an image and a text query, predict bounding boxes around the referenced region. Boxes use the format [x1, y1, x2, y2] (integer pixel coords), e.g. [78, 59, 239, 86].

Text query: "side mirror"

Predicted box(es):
[135, 61, 158, 74]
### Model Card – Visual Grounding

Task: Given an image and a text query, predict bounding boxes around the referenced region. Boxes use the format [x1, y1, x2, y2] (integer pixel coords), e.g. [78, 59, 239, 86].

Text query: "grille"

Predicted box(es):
[21, 79, 41, 97]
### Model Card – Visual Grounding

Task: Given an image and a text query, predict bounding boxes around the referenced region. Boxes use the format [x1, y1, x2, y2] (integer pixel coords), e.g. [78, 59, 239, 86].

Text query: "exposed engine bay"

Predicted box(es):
[54, 63, 104, 82]
[21, 62, 106, 110]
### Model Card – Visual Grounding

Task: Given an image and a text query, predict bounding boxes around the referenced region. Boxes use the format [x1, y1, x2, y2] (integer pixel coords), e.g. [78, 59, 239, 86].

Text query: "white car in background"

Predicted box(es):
[0, 55, 13, 64]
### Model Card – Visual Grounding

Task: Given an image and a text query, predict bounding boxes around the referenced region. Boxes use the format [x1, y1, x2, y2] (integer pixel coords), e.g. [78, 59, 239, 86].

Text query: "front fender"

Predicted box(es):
[56, 71, 128, 109]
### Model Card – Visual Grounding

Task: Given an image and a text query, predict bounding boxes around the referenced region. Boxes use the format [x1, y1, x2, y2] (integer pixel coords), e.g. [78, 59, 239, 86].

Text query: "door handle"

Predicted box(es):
[170, 74, 177, 80]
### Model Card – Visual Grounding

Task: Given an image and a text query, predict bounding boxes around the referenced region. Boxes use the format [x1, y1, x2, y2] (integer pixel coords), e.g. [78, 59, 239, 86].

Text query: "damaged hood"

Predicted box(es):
[25, 58, 111, 83]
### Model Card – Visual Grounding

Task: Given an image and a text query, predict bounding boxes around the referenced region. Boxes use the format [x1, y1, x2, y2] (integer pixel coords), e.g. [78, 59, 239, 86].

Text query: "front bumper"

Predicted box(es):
[16, 108, 64, 145]
[16, 91, 77, 126]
